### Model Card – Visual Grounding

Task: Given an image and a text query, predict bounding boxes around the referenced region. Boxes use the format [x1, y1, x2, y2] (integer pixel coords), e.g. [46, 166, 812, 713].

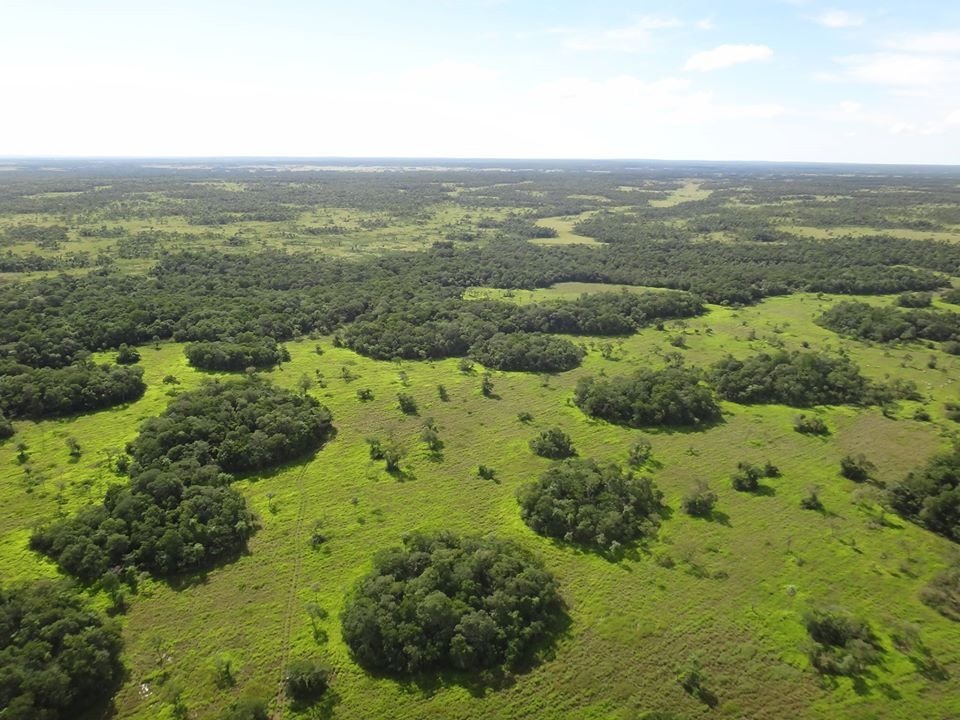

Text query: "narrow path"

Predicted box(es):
[272, 459, 311, 719]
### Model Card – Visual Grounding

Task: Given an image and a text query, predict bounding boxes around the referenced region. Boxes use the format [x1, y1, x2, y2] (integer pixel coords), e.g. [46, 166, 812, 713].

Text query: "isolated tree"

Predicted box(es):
[529, 427, 576, 459]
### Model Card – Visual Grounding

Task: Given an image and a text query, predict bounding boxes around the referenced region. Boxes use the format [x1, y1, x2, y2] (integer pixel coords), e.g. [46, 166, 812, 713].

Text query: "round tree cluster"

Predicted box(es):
[341, 532, 563, 674]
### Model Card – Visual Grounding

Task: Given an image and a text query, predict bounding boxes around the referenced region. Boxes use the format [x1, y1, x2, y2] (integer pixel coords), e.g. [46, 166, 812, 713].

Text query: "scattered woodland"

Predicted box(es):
[1, 158, 960, 719]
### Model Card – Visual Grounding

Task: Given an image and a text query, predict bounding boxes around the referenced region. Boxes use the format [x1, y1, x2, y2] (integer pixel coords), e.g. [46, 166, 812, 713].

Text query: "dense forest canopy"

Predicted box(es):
[0, 581, 123, 719]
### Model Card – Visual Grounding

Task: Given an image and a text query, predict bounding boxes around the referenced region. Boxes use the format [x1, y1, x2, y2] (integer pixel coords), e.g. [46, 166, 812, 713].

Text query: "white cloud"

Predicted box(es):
[696, 18, 715, 31]
[885, 31, 960, 54]
[562, 15, 682, 52]
[685, 44, 773, 71]
[836, 53, 958, 87]
[813, 10, 865, 28]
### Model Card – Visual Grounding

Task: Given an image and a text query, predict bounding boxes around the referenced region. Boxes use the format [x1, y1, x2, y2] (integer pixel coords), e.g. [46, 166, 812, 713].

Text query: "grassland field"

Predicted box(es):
[3, 284, 960, 719]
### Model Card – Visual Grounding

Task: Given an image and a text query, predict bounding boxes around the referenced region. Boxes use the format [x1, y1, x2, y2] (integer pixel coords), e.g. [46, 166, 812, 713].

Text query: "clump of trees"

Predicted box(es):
[682, 480, 718, 518]
[116, 343, 141, 364]
[712, 351, 869, 407]
[730, 461, 778, 492]
[794, 415, 830, 436]
[817, 301, 960, 344]
[0, 362, 145, 419]
[340, 532, 563, 674]
[574, 367, 721, 427]
[0, 581, 123, 718]
[805, 607, 883, 677]
[470, 332, 585, 373]
[284, 657, 331, 702]
[32, 379, 334, 581]
[889, 446, 960, 542]
[529, 428, 576, 459]
[840, 454, 875, 483]
[185, 335, 289, 371]
[517, 459, 665, 551]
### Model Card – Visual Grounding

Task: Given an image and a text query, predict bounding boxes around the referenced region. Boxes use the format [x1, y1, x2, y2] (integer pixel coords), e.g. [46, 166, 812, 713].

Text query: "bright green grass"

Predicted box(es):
[782, 225, 960, 243]
[531, 215, 604, 246]
[2, 295, 960, 719]
[649, 181, 713, 207]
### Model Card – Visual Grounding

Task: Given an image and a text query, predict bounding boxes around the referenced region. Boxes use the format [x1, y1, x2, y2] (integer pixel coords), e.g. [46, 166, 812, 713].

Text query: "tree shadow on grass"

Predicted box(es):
[387, 466, 418, 482]
[163, 542, 254, 592]
[290, 688, 341, 718]
[386, 609, 574, 700]
[752, 483, 776, 497]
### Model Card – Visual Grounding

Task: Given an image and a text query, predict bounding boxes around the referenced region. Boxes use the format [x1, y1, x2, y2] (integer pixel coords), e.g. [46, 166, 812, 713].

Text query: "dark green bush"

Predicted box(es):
[682, 480, 718, 518]
[0, 581, 123, 718]
[518, 458, 665, 550]
[805, 607, 882, 676]
[529, 427, 576, 459]
[340, 532, 563, 674]
[574, 367, 720, 427]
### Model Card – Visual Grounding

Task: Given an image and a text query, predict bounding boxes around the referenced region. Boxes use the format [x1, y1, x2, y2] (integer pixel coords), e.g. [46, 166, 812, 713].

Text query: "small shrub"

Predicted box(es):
[794, 414, 829, 436]
[731, 462, 762, 492]
[763, 461, 781, 478]
[800, 487, 824, 511]
[913, 408, 931, 422]
[682, 480, 717, 518]
[529, 428, 576, 459]
[397, 393, 418, 415]
[480, 373, 495, 397]
[945, 402, 960, 423]
[920, 567, 960, 622]
[284, 657, 330, 702]
[356, 388, 374, 401]
[805, 607, 882, 677]
[116, 343, 141, 365]
[517, 411, 534, 423]
[627, 438, 653, 468]
[840, 454, 875, 483]
[477, 465, 496, 480]
[437, 384, 449, 401]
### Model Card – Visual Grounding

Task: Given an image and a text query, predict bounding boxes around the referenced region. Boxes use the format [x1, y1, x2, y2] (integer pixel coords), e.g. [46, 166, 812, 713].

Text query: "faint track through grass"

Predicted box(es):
[272, 458, 312, 719]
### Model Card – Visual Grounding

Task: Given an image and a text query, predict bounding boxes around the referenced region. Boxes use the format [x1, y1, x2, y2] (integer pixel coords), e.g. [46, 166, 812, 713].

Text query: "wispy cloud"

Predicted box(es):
[834, 53, 959, 87]
[884, 30, 960, 54]
[561, 15, 682, 52]
[685, 44, 773, 71]
[812, 10, 865, 28]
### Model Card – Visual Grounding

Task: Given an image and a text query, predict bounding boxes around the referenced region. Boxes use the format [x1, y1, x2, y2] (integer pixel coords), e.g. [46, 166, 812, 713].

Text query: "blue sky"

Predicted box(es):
[2, 0, 959, 162]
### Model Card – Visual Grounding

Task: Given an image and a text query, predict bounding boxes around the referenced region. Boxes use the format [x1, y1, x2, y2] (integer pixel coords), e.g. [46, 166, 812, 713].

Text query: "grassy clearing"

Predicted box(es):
[532, 215, 604, 246]
[2, 293, 960, 718]
[782, 225, 960, 243]
[649, 181, 713, 207]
